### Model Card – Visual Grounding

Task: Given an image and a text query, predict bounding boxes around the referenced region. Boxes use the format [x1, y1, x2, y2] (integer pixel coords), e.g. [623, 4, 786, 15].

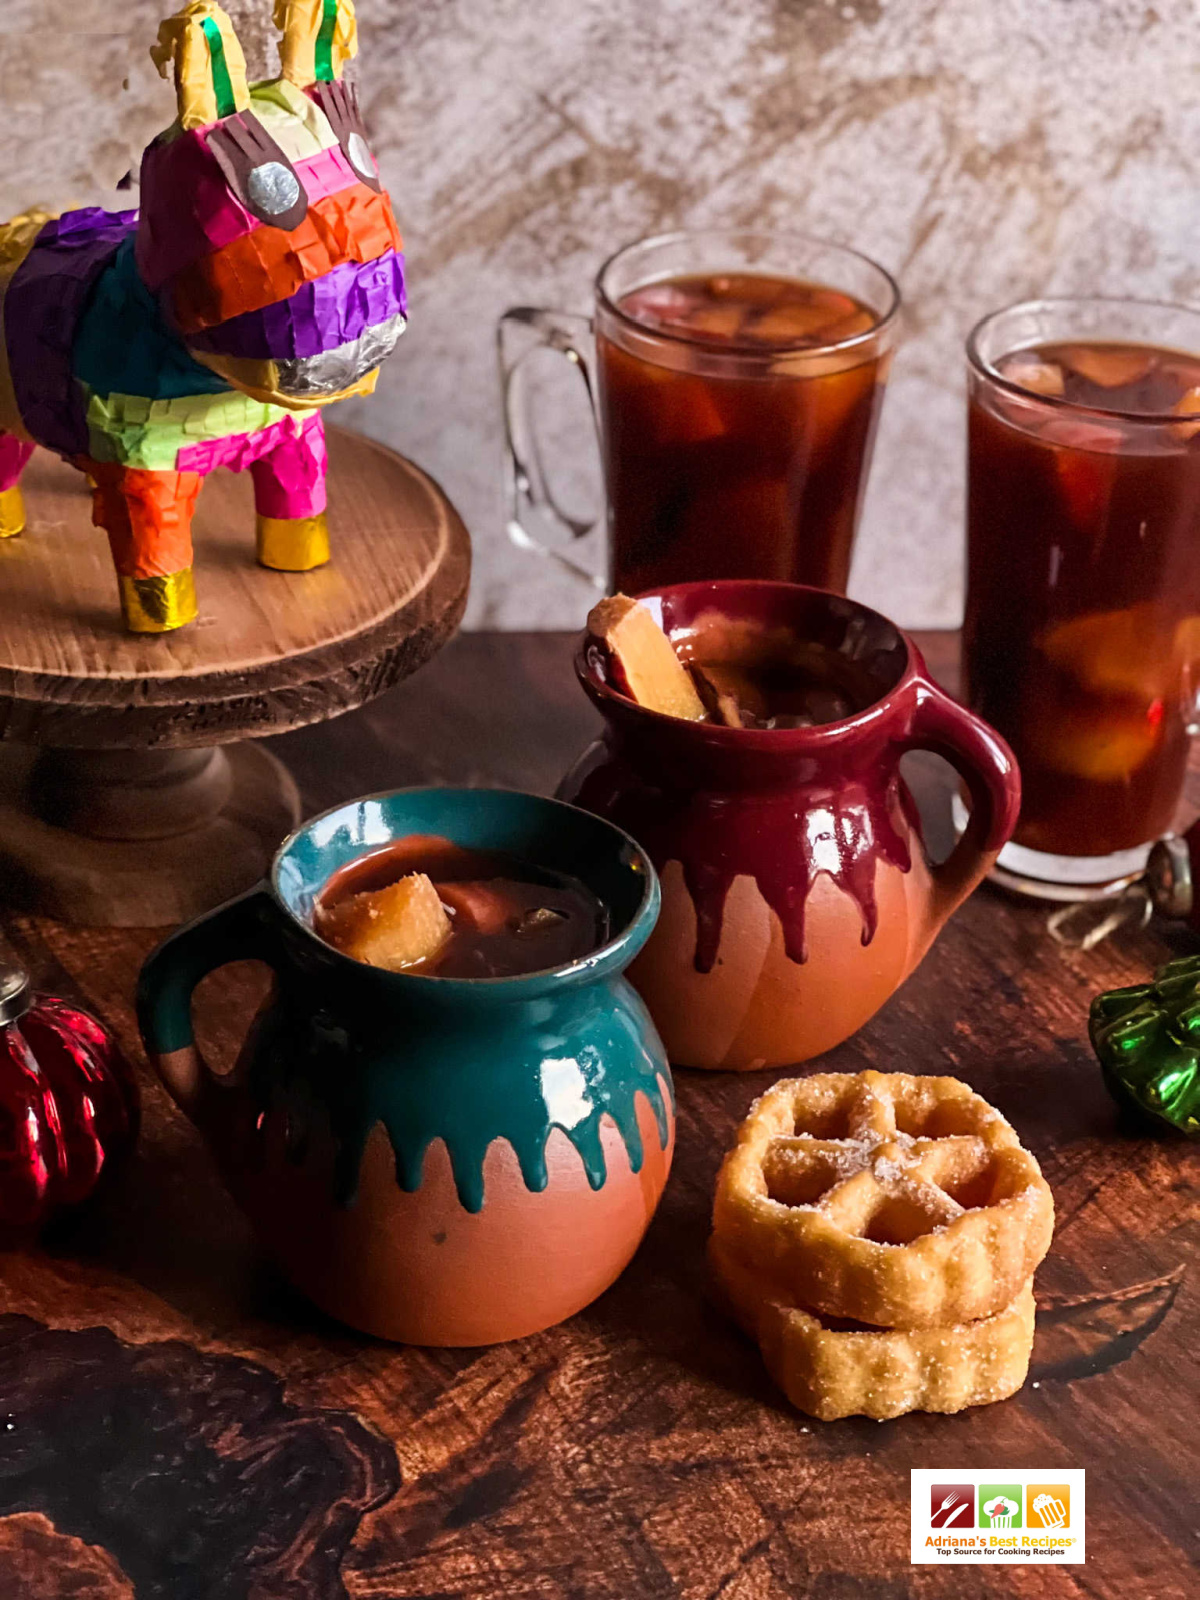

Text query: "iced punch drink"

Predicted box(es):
[965, 300, 1200, 893]
[597, 272, 891, 593]
[500, 232, 899, 592]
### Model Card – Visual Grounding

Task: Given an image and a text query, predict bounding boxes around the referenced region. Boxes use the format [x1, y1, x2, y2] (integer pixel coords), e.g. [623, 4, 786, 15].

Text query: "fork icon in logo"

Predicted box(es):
[930, 1484, 975, 1529]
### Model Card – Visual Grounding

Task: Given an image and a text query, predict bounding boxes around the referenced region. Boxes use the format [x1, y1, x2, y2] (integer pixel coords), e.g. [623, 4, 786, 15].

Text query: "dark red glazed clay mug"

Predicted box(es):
[560, 581, 1020, 1070]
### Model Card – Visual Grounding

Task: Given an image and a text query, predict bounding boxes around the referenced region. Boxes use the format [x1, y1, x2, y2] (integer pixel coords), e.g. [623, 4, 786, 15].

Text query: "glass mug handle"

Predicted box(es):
[497, 306, 605, 587]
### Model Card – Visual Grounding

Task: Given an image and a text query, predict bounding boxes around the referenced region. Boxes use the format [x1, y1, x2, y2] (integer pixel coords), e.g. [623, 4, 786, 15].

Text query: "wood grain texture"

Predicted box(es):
[0, 1513, 134, 1599]
[0, 1314, 399, 1598]
[0, 743, 301, 926]
[0, 427, 471, 747]
[0, 632, 1197, 1600]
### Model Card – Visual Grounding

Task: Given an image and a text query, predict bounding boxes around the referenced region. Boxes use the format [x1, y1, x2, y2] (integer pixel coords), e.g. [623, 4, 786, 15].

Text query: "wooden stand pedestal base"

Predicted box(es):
[0, 428, 471, 927]
[0, 743, 301, 927]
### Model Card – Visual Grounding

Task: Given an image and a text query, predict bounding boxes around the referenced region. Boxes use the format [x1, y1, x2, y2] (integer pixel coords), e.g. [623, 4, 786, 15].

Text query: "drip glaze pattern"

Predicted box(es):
[575, 762, 918, 973]
[241, 962, 673, 1214]
[138, 788, 676, 1344]
[562, 581, 1020, 1070]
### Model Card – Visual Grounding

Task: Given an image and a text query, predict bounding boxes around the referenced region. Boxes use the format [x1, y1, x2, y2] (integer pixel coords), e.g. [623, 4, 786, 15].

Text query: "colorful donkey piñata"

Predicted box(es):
[0, 0, 405, 633]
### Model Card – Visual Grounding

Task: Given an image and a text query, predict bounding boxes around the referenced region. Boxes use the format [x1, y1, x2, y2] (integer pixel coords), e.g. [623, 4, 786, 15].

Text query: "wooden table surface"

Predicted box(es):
[1, 631, 1197, 1600]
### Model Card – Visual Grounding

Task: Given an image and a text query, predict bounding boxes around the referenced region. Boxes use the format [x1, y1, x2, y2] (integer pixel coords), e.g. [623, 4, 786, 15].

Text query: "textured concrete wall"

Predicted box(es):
[3, 1, 1199, 629]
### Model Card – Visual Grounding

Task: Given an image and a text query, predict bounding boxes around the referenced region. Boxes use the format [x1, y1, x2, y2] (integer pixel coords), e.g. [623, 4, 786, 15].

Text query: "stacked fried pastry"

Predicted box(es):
[710, 1071, 1054, 1421]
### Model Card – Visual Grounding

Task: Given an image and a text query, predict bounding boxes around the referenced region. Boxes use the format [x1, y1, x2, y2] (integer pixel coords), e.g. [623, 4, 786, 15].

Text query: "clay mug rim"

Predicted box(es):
[270, 786, 663, 1003]
[572, 577, 1021, 922]
[140, 786, 664, 1134]
[577, 578, 922, 751]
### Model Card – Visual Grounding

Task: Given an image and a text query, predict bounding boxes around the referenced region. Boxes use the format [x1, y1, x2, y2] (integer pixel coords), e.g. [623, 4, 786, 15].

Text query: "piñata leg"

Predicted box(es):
[0, 434, 36, 538]
[87, 461, 202, 632]
[251, 412, 330, 571]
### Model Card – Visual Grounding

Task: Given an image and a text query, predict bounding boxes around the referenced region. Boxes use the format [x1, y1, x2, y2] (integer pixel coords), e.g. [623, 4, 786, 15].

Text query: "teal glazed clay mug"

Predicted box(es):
[137, 788, 674, 1346]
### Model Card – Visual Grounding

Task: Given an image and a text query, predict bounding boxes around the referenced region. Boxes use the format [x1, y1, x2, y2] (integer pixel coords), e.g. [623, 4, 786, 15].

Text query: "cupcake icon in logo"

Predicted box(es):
[979, 1486, 1022, 1529]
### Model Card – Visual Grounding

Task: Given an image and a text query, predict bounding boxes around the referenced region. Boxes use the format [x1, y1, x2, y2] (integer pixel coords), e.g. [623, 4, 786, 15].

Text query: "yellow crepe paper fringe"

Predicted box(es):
[275, 0, 359, 87]
[0, 207, 56, 271]
[152, 2, 250, 132]
[250, 77, 340, 159]
[187, 350, 380, 410]
[0, 208, 56, 440]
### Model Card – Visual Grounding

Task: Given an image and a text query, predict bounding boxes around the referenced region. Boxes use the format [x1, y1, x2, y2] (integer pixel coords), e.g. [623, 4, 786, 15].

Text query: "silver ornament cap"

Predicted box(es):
[0, 963, 32, 1027]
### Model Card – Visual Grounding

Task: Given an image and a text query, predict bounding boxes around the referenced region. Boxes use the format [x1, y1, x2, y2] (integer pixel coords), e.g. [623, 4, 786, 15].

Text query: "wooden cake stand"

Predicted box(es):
[0, 427, 470, 926]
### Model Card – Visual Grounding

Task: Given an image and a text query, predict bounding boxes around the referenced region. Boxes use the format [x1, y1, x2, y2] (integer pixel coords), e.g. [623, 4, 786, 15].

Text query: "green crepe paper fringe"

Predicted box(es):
[315, 0, 340, 82]
[84, 386, 305, 470]
[200, 16, 239, 120]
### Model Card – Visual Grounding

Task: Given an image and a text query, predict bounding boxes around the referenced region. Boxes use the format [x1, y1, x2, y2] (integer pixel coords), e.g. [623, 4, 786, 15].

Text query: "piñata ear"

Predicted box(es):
[150, 1, 250, 131]
[274, 0, 359, 87]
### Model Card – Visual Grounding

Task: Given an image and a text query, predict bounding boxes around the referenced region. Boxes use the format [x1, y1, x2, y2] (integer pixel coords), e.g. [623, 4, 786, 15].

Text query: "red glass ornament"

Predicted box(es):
[0, 963, 138, 1231]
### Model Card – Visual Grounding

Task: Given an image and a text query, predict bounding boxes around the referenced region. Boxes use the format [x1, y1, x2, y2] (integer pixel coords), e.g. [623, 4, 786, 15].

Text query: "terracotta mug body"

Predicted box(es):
[560, 582, 1020, 1070]
[137, 788, 674, 1345]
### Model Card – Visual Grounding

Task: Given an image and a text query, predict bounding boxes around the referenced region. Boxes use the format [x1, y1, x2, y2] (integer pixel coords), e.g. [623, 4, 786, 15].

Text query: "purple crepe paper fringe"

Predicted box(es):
[5, 208, 137, 458]
[187, 249, 406, 361]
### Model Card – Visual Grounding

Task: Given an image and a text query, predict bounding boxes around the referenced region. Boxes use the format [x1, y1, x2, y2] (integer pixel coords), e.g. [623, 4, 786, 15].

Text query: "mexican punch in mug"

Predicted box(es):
[965, 297, 1200, 899]
[561, 582, 1020, 1071]
[137, 788, 674, 1346]
[498, 230, 900, 594]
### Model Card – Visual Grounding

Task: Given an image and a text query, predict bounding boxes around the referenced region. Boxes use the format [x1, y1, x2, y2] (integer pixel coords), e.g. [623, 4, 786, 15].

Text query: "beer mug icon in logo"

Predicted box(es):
[1027, 1485, 1071, 1529]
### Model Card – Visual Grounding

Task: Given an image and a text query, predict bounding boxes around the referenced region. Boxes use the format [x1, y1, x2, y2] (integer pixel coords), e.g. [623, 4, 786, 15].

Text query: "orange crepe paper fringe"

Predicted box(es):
[86, 460, 204, 578]
[171, 184, 402, 334]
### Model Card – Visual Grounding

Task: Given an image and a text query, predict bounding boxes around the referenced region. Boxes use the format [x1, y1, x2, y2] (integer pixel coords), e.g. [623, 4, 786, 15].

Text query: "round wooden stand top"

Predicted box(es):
[0, 426, 471, 749]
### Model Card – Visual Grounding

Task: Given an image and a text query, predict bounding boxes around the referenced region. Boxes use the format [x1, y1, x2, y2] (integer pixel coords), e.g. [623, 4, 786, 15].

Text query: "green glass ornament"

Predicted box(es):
[1089, 954, 1200, 1138]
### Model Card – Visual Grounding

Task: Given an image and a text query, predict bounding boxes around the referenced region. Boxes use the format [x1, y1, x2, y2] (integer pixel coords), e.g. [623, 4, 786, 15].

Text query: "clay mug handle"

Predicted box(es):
[899, 673, 1021, 937]
[137, 887, 282, 1143]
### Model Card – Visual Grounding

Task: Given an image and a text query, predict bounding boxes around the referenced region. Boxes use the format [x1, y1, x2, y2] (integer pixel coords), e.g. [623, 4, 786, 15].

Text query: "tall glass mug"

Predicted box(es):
[498, 230, 900, 593]
[964, 298, 1200, 898]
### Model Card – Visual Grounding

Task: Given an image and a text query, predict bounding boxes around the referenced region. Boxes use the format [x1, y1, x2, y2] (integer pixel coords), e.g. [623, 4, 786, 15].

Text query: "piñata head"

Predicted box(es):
[0, 0, 407, 633]
[140, 0, 406, 407]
